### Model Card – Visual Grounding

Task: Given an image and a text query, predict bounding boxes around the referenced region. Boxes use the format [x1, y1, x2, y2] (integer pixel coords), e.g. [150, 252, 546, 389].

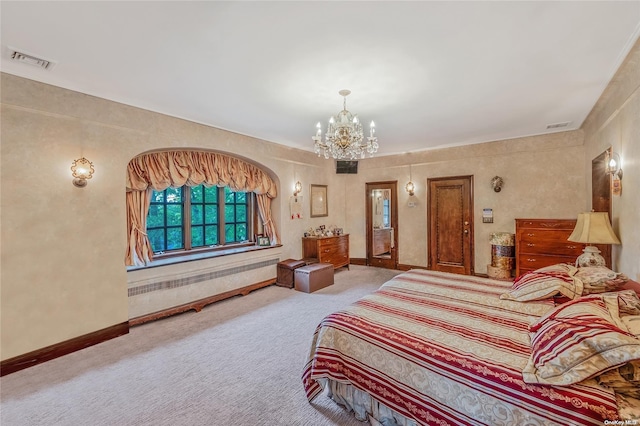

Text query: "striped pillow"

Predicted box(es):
[501, 263, 582, 301]
[523, 294, 640, 386]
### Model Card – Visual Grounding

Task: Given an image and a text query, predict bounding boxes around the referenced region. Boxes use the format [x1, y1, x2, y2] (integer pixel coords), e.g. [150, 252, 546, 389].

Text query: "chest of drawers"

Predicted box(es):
[302, 234, 350, 270]
[515, 219, 582, 277]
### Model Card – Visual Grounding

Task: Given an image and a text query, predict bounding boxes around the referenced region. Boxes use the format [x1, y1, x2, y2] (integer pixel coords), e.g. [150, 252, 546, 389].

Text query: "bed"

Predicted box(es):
[303, 269, 640, 426]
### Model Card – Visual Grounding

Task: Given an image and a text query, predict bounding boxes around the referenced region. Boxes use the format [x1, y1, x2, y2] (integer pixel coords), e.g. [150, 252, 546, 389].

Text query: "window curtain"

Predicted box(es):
[125, 150, 279, 266]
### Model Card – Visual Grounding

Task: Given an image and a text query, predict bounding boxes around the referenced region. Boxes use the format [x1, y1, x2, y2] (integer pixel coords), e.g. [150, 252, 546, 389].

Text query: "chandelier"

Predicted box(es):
[312, 89, 378, 160]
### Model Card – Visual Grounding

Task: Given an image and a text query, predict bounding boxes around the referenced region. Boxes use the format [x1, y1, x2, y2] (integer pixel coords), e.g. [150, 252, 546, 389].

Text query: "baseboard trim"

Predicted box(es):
[397, 264, 427, 271]
[1, 322, 129, 377]
[129, 278, 276, 326]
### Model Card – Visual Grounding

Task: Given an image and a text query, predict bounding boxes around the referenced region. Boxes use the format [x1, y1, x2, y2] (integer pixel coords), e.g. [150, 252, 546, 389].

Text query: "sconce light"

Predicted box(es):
[491, 176, 504, 192]
[405, 181, 415, 196]
[71, 157, 94, 187]
[293, 181, 302, 196]
[405, 164, 415, 196]
[605, 150, 623, 180]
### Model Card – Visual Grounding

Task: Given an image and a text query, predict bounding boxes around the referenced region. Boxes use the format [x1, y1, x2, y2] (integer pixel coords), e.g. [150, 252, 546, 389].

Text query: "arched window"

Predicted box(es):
[125, 150, 279, 266]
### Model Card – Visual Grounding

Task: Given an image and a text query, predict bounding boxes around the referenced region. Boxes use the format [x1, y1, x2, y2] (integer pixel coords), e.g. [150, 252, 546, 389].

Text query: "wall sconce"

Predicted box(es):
[71, 157, 95, 187]
[605, 150, 623, 179]
[405, 164, 415, 196]
[491, 176, 504, 192]
[405, 181, 415, 196]
[293, 181, 302, 196]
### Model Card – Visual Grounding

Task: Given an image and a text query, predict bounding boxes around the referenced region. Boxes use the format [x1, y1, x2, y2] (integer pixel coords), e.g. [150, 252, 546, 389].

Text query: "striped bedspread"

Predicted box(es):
[303, 269, 619, 426]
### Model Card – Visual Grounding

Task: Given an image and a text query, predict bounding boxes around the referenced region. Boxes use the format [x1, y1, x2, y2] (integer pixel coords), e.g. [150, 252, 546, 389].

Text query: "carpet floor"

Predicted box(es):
[1, 265, 401, 426]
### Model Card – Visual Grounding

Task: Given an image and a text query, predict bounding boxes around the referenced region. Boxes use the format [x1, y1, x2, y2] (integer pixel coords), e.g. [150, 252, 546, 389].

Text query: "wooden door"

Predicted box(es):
[428, 176, 474, 275]
[592, 149, 612, 267]
[366, 181, 398, 269]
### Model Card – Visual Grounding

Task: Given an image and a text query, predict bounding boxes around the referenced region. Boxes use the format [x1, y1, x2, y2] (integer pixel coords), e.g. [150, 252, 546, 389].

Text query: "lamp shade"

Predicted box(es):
[567, 212, 620, 245]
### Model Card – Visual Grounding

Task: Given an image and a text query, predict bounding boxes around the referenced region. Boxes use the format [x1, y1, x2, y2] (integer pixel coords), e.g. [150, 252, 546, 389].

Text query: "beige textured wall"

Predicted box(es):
[582, 38, 640, 281]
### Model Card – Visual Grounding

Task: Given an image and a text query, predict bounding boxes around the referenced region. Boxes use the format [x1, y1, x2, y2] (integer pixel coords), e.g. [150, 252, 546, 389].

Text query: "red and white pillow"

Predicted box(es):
[501, 264, 630, 302]
[500, 263, 581, 302]
[522, 291, 640, 386]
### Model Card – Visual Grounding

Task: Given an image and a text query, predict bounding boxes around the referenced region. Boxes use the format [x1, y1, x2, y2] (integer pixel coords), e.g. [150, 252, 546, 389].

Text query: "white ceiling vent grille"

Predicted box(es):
[9, 49, 55, 70]
[546, 121, 571, 130]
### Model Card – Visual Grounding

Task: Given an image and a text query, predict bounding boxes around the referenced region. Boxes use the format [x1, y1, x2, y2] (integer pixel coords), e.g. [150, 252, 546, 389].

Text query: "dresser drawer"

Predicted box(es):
[518, 239, 583, 257]
[516, 219, 578, 230]
[517, 254, 575, 270]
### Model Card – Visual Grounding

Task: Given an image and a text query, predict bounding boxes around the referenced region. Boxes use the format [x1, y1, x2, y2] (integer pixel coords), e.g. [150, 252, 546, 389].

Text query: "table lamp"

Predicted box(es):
[567, 212, 621, 267]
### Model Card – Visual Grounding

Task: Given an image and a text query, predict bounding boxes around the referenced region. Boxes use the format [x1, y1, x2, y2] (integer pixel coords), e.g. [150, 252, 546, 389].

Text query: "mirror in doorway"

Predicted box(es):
[372, 189, 394, 258]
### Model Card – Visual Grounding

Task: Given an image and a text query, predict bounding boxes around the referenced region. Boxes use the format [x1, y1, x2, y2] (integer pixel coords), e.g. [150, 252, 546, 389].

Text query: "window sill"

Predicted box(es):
[126, 244, 282, 272]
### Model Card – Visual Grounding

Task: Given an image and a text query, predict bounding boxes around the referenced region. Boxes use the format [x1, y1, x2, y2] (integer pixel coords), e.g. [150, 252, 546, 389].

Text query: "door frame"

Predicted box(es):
[592, 148, 612, 267]
[427, 175, 474, 275]
[366, 181, 398, 269]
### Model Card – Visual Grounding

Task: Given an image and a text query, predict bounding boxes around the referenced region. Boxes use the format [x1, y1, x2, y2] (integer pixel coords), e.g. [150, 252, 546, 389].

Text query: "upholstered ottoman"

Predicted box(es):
[294, 263, 334, 293]
[276, 259, 307, 288]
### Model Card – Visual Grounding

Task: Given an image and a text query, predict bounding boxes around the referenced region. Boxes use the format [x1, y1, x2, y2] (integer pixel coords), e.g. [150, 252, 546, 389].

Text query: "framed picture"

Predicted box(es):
[310, 184, 328, 217]
[257, 236, 271, 246]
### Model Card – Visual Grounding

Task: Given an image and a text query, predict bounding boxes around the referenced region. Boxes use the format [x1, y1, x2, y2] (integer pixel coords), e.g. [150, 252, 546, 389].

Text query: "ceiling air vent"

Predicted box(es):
[9, 49, 55, 70]
[546, 121, 571, 130]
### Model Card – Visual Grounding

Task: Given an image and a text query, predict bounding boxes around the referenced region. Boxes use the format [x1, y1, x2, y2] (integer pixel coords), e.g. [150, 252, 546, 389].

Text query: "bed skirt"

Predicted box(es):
[323, 379, 416, 426]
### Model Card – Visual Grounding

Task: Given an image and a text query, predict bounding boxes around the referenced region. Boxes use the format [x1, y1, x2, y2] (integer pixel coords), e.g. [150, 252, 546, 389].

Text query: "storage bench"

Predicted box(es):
[276, 259, 307, 288]
[294, 263, 334, 293]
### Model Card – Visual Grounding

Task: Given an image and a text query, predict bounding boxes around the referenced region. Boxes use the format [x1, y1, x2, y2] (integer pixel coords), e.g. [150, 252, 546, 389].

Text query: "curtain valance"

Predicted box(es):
[125, 150, 279, 266]
[126, 150, 277, 198]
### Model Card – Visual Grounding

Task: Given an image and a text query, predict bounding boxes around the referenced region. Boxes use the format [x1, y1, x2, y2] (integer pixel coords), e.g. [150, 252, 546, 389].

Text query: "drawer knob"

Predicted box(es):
[527, 243, 534, 247]
[527, 233, 535, 237]
[527, 258, 536, 262]
[567, 245, 576, 249]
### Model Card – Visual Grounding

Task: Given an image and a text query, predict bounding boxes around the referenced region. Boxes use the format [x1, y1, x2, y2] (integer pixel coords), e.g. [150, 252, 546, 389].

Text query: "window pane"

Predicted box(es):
[204, 186, 218, 203]
[152, 191, 164, 203]
[191, 185, 203, 203]
[225, 187, 235, 203]
[205, 205, 218, 224]
[147, 205, 165, 228]
[236, 205, 246, 222]
[225, 205, 235, 222]
[167, 227, 183, 250]
[191, 226, 204, 247]
[191, 205, 203, 225]
[236, 224, 247, 241]
[166, 187, 182, 203]
[167, 205, 182, 226]
[205, 225, 218, 246]
[148, 229, 165, 252]
[225, 224, 235, 242]
[236, 192, 246, 203]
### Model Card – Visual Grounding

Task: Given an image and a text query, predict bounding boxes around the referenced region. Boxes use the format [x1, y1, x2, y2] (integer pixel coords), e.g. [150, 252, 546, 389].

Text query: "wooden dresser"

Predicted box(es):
[302, 234, 349, 270]
[515, 219, 582, 277]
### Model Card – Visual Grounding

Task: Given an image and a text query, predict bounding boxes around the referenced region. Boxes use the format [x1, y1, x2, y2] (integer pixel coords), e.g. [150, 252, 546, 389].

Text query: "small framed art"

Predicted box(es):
[310, 184, 328, 218]
[257, 236, 271, 246]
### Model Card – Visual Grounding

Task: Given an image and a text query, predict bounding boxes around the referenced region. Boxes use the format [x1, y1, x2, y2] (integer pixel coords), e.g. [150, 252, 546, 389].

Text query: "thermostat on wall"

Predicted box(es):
[483, 208, 493, 223]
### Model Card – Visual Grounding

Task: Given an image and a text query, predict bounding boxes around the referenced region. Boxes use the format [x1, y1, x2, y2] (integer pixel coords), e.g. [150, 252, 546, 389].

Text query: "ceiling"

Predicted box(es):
[2, 1, 639, 157]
